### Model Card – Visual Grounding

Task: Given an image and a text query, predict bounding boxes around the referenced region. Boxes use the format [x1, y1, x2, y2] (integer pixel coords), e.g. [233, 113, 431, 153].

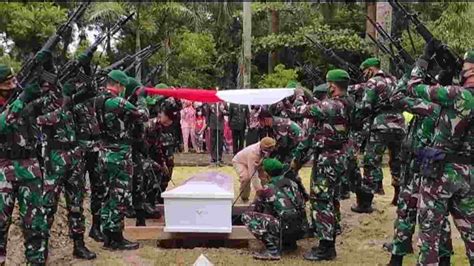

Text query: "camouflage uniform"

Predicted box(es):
[293, 93, 352, 243]
[94, 92, 147, 233]
[406, 64, 473, 265]
[262, 116, 304, 163]
[356, 70, 405, 196]
[0, 96, 48, 264]
[242, 173, 306, 254]
[144, 117, 179, 204]
[388, 77, 453, 258]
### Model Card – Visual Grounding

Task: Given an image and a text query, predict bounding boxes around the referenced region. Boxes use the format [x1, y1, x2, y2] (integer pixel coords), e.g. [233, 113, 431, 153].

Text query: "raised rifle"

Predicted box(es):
[305, 35, 363, 84]
[58, 12, 135, 85]
[388, 0, 462, 75]
[366, 34, 405, 77]
[2, 2, 90, 113]
[143, 52, 172, 86]
[122, 43, 161, 74]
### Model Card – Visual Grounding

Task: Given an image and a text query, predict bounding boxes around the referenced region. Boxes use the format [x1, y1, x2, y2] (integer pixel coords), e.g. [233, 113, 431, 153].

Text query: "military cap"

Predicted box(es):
[125, 77, 142, 97]
[107, 70, 129, 86]
[263, 158, 284, 176]
[326, 69, 350, 82]
[154, 83, 169, 89]
[286, 80, 298, 88]
[463, 50, 474, 63]
[0, 64, 14, 83]
[313, 83, 329, 93]
[360, 57, 381, 70]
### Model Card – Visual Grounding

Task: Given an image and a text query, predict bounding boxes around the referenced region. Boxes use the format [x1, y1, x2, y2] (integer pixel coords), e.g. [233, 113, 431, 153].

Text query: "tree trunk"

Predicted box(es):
[268, 8, 279, 74]
[366, 1, 377, 51]
[242, 2, 251, 89]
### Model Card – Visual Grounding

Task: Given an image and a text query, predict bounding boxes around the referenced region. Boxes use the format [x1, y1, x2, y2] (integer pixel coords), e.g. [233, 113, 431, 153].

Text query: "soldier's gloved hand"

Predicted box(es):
[77, 52, 91, 65]
[422, 39, 442, 61]
[135, 87, 147, 97]
[19, 82, 41, 103]
[162, 165, 170, 177]
[36, 49, 52, 64]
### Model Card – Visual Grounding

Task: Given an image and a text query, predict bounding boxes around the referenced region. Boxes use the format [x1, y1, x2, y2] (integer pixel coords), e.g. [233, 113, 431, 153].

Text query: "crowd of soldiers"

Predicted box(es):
[238, 43, 473, 266]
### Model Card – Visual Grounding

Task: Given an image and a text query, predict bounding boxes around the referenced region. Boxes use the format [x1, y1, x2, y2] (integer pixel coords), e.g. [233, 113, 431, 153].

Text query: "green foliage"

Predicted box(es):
[258, 64, 297, 88]
[167, 31, 217, 87]
[0, 55, 21, 72]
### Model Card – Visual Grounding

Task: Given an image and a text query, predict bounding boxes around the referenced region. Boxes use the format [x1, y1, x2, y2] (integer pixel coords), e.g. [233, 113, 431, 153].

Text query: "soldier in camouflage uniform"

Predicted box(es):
[94, 70, 148, 250]
[242, 158, 306, 261]
[351, 58, 405, 214]
[30, 80, 96, 260]
[391, 45, 473, 266]
[144, 101, 180, 205]
[291, 69, 353, 261]
[258, 110, 304, 164]
[0, 69, 48, 264]
[386, 74, 453, 265]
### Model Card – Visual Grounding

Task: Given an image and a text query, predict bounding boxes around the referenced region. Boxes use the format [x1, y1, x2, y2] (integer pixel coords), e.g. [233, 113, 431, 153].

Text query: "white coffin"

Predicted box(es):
[162, 172, 234, 233]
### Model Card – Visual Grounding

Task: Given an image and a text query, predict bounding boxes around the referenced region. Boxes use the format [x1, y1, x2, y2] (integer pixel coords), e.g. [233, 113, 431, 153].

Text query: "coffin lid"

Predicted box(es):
[162, 172, 234, 199]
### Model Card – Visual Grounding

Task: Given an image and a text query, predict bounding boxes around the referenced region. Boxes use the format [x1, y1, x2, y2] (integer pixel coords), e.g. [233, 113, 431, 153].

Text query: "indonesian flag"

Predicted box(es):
[144, 87, 294, 105]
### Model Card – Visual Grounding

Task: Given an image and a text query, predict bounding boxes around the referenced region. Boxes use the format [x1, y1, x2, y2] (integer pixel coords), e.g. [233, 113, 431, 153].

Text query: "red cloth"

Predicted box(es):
[145, 87, 221, 103]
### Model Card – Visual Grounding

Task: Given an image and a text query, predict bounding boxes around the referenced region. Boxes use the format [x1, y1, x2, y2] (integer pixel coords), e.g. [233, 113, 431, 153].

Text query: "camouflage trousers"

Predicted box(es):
[98, 144, 133, 233]
[417, 163, 474, 266]
[43, 147, 87, 238]
[343, 139, 362, 192]
[361, 131, 403, 194]
[153, 155, 174, 204]
[132, 151, 146, 211]
[391, 159, 452, 257]
[82, 150, 105, 217]
[242, 211, 280, 242]
[310, 149, 346, 241]
[0, 158, 48, 264]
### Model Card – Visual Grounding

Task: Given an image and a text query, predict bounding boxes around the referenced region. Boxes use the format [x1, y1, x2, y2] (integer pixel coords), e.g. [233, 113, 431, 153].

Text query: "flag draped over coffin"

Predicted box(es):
[144, 87, 294, 105]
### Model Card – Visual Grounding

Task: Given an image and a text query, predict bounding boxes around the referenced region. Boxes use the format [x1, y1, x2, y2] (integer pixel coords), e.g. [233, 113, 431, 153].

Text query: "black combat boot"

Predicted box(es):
[391, 185, 400, 206]
[281, 240, 298, 252]
[382, 241, 414, 254]
[387, 255, 403, 266]
[89, 215, 105, 242]
[340, 183, 351, 200]
[136, 209, 146, 226]
[303, 240, 336, 261]
[124, 208, 136, 218]
[351, 191, 374, 213]
[375, 181, 385, 195]
[438, 256, 451, 266]
[253, 234, 281, 260]
[143, 203, 162, 219]
[103, 230, 139, 250]
[73, 236, 97, 260]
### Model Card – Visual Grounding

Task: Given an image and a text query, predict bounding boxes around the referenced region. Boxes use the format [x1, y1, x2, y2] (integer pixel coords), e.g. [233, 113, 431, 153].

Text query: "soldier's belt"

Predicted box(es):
[48, 141, 78, 150]
[0, 148, 36, 160]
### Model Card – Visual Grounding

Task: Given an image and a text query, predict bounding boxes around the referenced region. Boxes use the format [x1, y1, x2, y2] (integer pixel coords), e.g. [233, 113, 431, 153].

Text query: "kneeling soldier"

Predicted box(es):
[242, 158, 307, 260]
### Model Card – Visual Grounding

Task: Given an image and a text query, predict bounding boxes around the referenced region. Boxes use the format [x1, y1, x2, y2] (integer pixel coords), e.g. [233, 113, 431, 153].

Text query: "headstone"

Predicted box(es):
[162, 172, 234, 233]
[193, 254, 214, 266]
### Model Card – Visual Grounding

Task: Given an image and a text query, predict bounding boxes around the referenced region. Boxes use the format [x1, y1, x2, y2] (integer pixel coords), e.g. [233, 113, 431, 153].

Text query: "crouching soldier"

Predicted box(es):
[242, 158, 307, 260]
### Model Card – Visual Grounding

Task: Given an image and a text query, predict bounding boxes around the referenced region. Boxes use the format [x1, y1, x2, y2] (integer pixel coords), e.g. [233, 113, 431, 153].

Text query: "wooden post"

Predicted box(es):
[268, 8, 279, 73]
[243, 1, 252, 89]
[366, 1, 377, 53]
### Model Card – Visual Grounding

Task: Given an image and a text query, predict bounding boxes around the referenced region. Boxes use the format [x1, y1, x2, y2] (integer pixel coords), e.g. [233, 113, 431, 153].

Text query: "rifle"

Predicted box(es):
[17, 2, 90, 86]
[58, 12, 135, 85]
[122, 43, 161, 74]
[388, 0, 462, 75]
[366, 34, 405, 77]
[96, 44, 161, 83]
[143, 52, 171, 86]
[1, 2, 90, 113]
[366, 15, 415, 70]
[305, 35, 363, 84]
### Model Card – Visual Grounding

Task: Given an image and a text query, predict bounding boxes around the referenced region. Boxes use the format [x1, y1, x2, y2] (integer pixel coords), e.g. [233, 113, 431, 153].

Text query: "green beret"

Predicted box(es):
[263, 158, 284, 176]
[125, 77, 142, 98]
[463, 50, 474, 63]
[326, 69, 350, 82]
[313, 83, 329, 93]
[360, 57, 381, 70]
[154, 83, 168, 89]
[286, 80, 298, 88]
[62, 81, 76, 97]
[107, 70, 129, 86]
[0, 64, 14, 83]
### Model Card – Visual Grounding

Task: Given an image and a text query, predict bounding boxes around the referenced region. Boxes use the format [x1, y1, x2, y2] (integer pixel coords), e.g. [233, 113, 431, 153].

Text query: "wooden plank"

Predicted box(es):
[124, 225, 255, 241]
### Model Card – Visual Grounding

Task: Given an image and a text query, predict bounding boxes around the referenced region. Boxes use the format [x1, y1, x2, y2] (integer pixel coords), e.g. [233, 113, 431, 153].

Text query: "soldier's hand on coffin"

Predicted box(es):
[162, 164, 170, 177]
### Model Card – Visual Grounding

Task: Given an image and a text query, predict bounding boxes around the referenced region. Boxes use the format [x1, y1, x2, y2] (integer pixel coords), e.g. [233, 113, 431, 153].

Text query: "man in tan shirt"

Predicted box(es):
[232, 137, 276, 202]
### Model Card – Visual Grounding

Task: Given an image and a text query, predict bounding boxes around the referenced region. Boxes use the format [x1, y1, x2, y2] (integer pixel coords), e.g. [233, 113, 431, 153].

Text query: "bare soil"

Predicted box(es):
[5, 163, 468, 265]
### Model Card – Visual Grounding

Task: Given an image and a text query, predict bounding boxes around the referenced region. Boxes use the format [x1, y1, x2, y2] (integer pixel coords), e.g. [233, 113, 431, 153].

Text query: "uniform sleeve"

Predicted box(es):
[292, 132, 313, 164]
[0, 98, 27, 132]
[105, 97, 147, 121]
[288, 120, 304, 142]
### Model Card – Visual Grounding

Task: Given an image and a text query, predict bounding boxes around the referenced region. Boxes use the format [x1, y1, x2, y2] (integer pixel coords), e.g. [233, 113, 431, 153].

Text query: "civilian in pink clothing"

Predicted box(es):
[180, 100, 199, 153]
[232, 137, 276, 202]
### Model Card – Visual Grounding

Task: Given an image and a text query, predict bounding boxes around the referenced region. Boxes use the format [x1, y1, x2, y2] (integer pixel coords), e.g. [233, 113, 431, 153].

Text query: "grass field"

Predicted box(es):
[22, 166, 468, 265]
